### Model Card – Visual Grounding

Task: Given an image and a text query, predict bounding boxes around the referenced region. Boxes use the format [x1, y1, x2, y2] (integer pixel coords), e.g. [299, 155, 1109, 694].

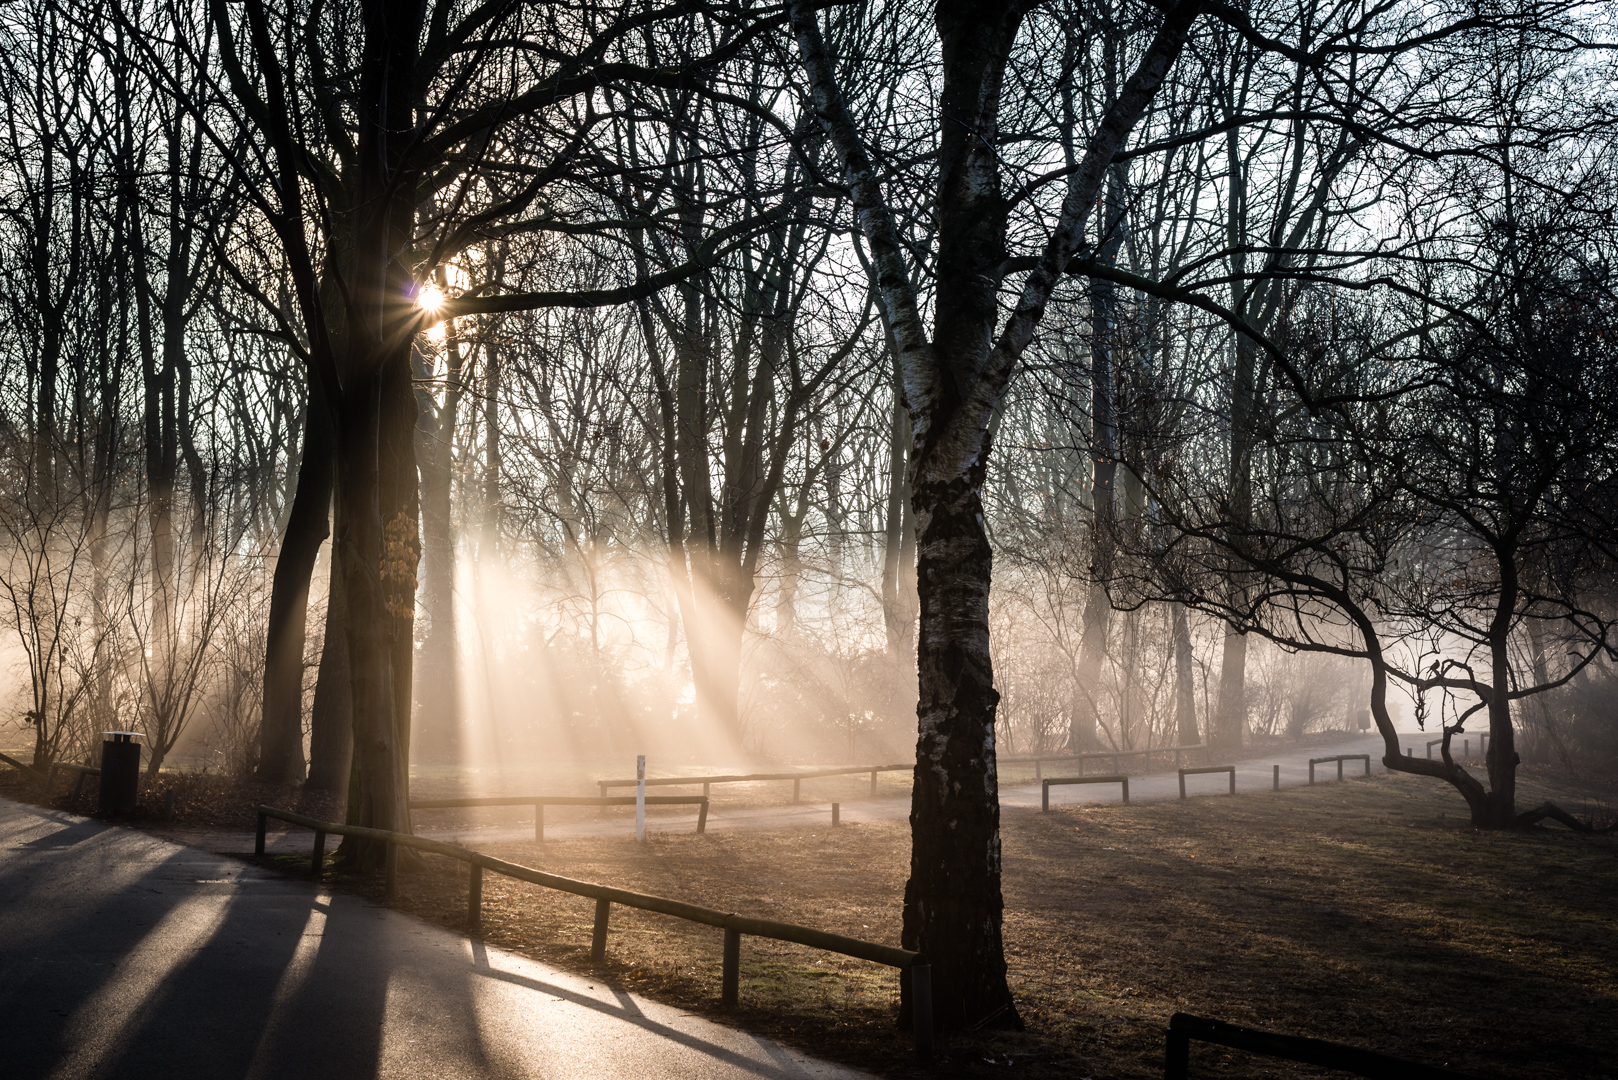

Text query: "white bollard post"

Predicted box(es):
[636, 755, 647, 843]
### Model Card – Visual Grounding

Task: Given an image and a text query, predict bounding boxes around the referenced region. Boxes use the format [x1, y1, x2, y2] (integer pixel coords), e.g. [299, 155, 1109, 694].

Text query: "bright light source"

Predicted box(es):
[417, 283, 445, 312]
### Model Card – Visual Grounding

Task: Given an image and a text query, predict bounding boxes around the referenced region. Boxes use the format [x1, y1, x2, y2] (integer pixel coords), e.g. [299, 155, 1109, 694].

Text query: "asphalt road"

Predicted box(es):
[0, 797, 871, 1080]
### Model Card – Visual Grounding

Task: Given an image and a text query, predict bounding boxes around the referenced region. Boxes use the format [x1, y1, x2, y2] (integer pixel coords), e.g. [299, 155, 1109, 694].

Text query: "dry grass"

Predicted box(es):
[283, 768, 1618, 1080]
[9, 751, 1611, 1078]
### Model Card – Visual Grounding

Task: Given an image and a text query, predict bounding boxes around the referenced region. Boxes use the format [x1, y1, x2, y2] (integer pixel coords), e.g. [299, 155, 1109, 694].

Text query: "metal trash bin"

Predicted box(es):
[99, 732, 141, 814]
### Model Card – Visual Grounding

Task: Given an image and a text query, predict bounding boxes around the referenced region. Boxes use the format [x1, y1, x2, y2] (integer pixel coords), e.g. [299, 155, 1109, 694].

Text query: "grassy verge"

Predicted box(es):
[279, 768, 1616, 1079]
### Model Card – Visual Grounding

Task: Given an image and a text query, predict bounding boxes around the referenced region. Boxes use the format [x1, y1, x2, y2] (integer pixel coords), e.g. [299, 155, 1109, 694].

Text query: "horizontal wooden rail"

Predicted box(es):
[1004, 743, 1206, 780]
[409, 794, 709, 841]
[1178, 765, 1235, 799]
[1309, 755, 1370, 784]
[254, 804, 932, 1061]
[45, 761, 101, 802]
[0, 751, 41, 777]
[1164, 1012, 1475, 1079]
[1042, 775, 1129, 810]
[597, 763, 912, 801]
[1391, 733, 1486, 760]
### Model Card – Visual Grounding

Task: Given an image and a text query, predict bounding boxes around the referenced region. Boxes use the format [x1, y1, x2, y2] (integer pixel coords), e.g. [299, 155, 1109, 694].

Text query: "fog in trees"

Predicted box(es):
[2, 0, 1616, 1035]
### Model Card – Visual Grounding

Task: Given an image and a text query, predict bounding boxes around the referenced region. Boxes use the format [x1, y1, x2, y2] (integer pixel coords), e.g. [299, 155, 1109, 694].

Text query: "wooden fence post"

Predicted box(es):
[1122, 777, 1130, 804]
[870, 770, 877, 797]
[911, 963, 933, 1063]
[793, 778, 801, 804]
[255, 812, 267, 856]
[312, 830, 325, 877]
[1273, 765, 1279, 791]
[697, 799, 709, 834]
[1228, 769, 1236, 795]
[722, 928, 741, 1008]
[831, 802, 840, 826]
[1179, 772, 1187, 799]
[468, 864, 483, 931]
[534, 802, 545, 842]
[1337, 758, 1344, 782]
[1164, 1026, 1191, 1080]
[1035, 759, 1042, 781]
[592, 898, 611, 963]
[1041, 780, 1050, 812]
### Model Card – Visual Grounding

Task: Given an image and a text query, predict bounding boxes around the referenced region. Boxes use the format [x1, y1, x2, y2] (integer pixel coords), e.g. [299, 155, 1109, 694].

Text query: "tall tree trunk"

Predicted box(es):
[333, 0, 426, 864]
[897, 3, 1026, 1034]
[1172, 602, 1199, 745]
[306, 543, 352, 792]
[1214, 631, 1248, 749]
[881, 373, 916, 658]
[1072, 173, 1124, 753]
[413, 318, 464, 764]
[792, 0, 1198, 1033]
[259, 376, 334, 782]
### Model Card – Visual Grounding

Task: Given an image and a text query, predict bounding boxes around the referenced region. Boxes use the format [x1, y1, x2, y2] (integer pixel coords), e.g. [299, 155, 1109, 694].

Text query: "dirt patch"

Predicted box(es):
[266, 770, 1617, 1080]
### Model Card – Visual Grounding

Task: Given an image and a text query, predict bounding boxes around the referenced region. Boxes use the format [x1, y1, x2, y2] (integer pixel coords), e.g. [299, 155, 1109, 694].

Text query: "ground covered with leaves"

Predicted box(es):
[283, 769, 1616, 1080]
[0, 760, 341, 830]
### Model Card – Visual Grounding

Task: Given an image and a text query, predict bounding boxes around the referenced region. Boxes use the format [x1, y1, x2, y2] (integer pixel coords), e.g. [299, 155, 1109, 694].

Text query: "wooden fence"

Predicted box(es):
[596, 763, 912, 801]
[46, 762, 100, 801]
[408, 794, 709, 841]
[1309, 755, 1370, 784]
[1041, 775, 1129, 810]
[254, 804, 933, 1061]
[1178, 765, 1235, 799]
[1164, 1012, 1474, 1079]
[1004, 742, 1206, 780]
[0, 750, 38, 777]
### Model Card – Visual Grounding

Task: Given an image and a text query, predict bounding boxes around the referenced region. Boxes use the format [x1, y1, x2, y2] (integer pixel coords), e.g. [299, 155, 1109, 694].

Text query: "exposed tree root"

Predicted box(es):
[1513, 801, 1617, 833]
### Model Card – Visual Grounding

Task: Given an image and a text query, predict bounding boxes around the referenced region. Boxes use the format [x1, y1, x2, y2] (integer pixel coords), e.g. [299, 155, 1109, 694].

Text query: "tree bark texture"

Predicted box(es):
[791, 0, 1199, 1032]
[333, 0, 426, 863]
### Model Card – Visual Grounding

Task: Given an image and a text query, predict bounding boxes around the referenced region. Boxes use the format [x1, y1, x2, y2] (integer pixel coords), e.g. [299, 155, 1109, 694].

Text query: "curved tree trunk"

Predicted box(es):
[305, 546, 352, 792]
[259, 376, 334, 782]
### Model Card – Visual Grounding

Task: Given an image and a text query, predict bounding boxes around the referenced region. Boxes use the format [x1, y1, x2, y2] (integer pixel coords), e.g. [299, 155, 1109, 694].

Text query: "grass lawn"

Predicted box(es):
[323, 767, 1618, 1079]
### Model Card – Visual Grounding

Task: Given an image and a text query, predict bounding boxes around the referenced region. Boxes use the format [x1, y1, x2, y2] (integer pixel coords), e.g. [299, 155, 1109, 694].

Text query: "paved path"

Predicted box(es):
[394, 731, 1439, 846]
[141, 732, 1449, 856]
[0, 798, 871, 1080]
